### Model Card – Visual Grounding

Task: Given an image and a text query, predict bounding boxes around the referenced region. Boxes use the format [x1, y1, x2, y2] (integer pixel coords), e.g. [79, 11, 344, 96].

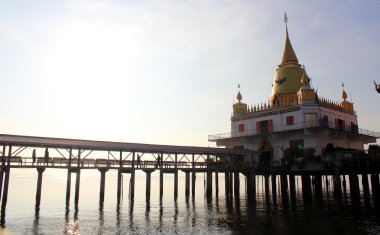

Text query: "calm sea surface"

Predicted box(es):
[0, 169, 379, 234]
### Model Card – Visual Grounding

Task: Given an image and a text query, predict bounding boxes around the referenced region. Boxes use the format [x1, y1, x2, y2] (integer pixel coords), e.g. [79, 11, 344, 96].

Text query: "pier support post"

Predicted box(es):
[234, 172, 240, 199]
[35, 167, 46, 206]
[314, 174, 323, 198]
[247, 171, 256, 203]
[185, 171, 190, 198]
[66, 171, 72, 205]
[159, 170, 163, 200]
[280, 174, 288, 195]
[271, 174, 277, 197]
[289, 174, 296, 199]
[144, 170, 153, 202]
[215, 171, 219, 197]
[117, 169, 122, 203]
[0, 169, 3, 202]
[371, 173, 379, 204]
[174, 170, 178, 200]
[98, 168, 108, 204]
[301, 175, 312, 200]
[362, 173, 370, 197]
[1, 145, 12, 214]
[333, 170, 342, 198]
[192, 171, 196, 197]
[225, 172, 229, 197]
[74, 150, 81, 206]
[264, 175, 270, 198]
[206, 170, 212, 199]
[349, 173, 360, 199]
[130, 170, 135, 201]
[229, 171, 234, 199]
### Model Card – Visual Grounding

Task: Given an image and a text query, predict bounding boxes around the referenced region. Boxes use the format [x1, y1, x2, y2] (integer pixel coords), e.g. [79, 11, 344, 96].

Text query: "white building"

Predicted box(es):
[209, 19, 379, 165]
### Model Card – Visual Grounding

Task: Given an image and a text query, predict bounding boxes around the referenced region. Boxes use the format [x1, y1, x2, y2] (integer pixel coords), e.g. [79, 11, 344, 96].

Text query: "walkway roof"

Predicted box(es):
[0, 134, 250, 155]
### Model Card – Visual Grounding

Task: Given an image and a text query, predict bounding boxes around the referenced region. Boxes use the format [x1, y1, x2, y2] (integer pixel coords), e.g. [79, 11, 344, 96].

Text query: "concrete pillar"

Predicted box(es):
[206, 170, 212, 199]
[225, 172, 229, 197]
[130, 170, 135, 201]
[234, 172, 240, 199]
[74, 150, 81, 206]
[35, 167, 46, 206]
[289, 174, 296, 199]
[361, 173, 370, 197]
[229, 171, 234, 199]
[301, 175, 312, 200]
[0, 169, 4, 202]
[333, 171, 342, 198]
[1, 145, 12, 213]
[117, 169, 122, 203]
[174, 170, 178, 200]
[144, 170, 153, 202]
[99, 168, 108, 204]
[314, 174, 323, 198]
[271, 174, 277, 196]
[264, 175, 270, 198]
[349, 173, 360, 199]
[192, 171, 196, 197]
[159, 170, 163, 200]
[247, 172, 256, 203]
[215, 171, 219, 197]
[66, 148, 72, 205]
[185, 171, 190, 198]
[280, 174, 288, 195]
[371, 173, 379, 195]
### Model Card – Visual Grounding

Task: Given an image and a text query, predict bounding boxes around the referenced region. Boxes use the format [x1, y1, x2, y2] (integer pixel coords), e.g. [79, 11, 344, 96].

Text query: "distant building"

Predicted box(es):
[209, 17, 379, 165]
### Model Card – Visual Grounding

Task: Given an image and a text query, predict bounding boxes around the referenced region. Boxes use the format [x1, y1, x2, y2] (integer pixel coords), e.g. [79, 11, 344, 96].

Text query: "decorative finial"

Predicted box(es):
[237, 91, 242, 102]
[284, 12, 288, 24]
[342, 89, 347, 101]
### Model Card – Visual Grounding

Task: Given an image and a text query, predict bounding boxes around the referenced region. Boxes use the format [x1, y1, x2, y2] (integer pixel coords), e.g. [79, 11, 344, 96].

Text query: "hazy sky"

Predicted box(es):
[1, 0, 379, 147]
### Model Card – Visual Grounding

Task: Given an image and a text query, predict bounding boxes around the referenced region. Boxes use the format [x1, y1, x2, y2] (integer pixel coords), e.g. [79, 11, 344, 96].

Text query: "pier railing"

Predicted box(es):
[208, 119, 380, 141]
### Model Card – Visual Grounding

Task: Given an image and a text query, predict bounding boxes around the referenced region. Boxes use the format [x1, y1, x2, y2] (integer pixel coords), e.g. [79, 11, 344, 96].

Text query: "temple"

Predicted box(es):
[209, 14, 379, 166]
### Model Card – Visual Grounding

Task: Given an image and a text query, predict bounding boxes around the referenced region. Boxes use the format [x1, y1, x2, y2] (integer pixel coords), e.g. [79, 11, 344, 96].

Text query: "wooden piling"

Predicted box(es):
[130, 170, 135, 201]
[192, 171, 196, 197]
[117, 169, 122, 202]
[1, 145, 12, 213]
[144, 170, 153, 202]
[264, 175, 270, 198]
[333, 171, 342, 198]
[225, 172, 229, 197]
[174, 170, 178, 200]
[99, 168, 108, 204]
[271, 174, 277, 196]
[206, 170, 212, 199]
[74, 149, 81, 206]
[314, 174, 323, 198]
[247, 171, 256, 203]
[215, 171, 219, 197]
[66, 149, 72, 205]
[301, 175, 312, 199]
[185, 171, 190, 198]
[280, 174, 288, 195]
[234, 172, 240, 199]
[35, 167, 46, 206]
[361, 173, 370, 197]
[289, 174, 296, 199]
[159, 170, 163, 200]
[349, 173, 360, 199]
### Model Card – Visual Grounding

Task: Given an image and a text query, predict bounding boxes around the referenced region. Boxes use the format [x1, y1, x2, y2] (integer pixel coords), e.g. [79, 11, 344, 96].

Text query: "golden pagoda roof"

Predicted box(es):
[270, 15, 304, 106]
[280, 25, 298, 65]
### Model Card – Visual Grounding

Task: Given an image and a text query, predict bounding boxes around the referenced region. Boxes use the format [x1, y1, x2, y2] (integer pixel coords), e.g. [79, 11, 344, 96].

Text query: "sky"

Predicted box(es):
[0, 0, 379, 147]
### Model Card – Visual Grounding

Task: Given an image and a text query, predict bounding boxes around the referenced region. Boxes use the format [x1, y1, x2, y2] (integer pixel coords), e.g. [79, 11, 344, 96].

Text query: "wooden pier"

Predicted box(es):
[0, 133, 380, 216]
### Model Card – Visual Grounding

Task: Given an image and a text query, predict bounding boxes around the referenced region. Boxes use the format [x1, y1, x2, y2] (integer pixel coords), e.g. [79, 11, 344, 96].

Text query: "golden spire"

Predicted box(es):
[237, 91, 242, 102]
[300, 65, 310, 87]
[341, 89, 347, 100]
[280, 13, 298, 65]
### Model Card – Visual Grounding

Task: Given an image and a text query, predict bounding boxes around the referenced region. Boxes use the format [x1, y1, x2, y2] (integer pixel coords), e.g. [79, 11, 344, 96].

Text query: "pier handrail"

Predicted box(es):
[208, 119, 380, 141]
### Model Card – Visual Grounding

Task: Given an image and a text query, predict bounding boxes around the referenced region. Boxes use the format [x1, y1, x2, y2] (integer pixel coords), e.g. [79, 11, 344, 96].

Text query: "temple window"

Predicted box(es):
[238, 124, 245, 132]
[286, 116, 294, 126]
